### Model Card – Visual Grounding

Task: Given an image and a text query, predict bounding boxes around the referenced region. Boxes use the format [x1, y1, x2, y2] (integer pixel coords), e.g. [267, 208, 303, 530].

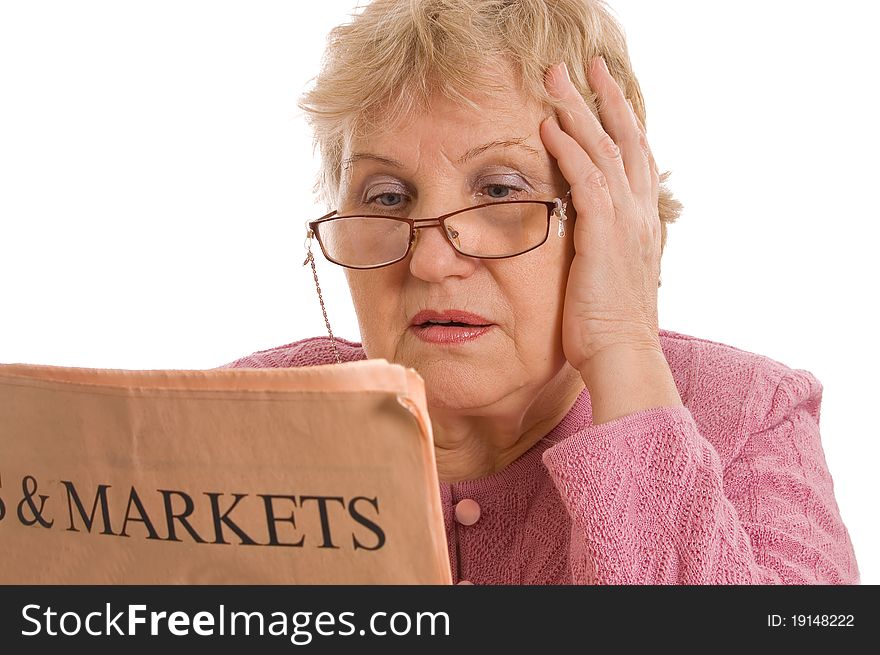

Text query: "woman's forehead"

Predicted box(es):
[343, 89, 550, 166]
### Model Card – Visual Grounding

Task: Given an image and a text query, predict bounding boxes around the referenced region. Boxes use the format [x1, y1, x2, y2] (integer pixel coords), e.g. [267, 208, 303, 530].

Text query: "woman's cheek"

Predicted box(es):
[351, 276, 402, 352]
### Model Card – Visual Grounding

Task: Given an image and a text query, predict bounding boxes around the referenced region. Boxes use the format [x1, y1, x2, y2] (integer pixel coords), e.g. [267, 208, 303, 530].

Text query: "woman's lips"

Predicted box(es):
[409, 309, 492, 326]
[408, 309, 495, 344]
[410, 324, 495, 345]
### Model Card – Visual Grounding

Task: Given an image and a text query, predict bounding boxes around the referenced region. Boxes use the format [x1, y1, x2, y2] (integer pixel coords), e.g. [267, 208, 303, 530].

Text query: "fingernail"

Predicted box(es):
[626, 98, 634, 113]
[541, 115, 558, 131]
[558, 62, 571, 84]
[598, 55, 609, 74]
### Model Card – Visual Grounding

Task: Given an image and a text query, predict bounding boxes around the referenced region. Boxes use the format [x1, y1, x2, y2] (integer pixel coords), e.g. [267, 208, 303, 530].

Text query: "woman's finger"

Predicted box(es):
[627, 98, 660, 210]
[544, 62, 631, 204]
[586, 56, 652, 202]
[540, 116, 616, 234]
[626, 98, 660, 207]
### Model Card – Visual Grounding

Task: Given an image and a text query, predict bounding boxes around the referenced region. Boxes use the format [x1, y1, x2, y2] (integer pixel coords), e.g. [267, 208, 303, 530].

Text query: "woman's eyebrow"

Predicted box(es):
[457, 138, 544, 165]
[342, 153, 403, 171]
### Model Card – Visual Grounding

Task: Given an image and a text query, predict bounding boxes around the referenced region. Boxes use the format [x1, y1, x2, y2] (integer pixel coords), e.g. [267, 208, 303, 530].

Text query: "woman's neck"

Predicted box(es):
[430, 365, 586, 483]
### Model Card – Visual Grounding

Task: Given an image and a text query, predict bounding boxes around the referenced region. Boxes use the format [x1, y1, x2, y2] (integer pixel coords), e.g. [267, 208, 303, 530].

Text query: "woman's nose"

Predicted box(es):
[408, 223, 477, 282]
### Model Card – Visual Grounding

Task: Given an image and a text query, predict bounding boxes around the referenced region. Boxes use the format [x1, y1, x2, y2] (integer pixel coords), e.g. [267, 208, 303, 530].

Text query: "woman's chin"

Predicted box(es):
[369, 338, 511, 408]
[417, 366, 502, 411]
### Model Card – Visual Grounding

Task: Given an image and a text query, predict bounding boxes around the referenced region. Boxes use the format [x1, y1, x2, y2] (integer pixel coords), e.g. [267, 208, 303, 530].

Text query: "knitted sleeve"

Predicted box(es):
[540, 370, 860, 584]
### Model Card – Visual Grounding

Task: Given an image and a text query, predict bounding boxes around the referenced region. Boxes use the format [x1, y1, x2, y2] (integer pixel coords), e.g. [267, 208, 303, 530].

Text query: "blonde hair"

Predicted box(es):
[298, 0, 683, 254]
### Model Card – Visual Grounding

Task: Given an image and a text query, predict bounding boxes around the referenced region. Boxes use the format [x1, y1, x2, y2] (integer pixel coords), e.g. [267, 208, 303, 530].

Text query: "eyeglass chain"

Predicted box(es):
[303, 229, 343, 365]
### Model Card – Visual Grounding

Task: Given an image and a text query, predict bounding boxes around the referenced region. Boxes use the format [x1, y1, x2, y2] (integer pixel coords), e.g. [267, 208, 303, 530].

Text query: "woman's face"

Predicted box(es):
[340, 83, 577, 413]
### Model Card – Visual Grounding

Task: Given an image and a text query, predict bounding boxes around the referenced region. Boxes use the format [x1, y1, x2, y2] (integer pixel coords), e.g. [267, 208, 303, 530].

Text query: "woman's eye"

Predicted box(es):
[480, 180, 530, 200]
[370, 192, 405, 207]
[486, 185, 511, 199]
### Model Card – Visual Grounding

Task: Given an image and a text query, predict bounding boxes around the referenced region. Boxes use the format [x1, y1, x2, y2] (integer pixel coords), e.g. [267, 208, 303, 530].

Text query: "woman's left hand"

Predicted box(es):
[540, 56, 663, 378]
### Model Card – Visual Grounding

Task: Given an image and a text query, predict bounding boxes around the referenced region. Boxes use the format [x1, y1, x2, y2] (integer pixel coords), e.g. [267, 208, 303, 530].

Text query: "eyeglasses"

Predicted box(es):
[304, 193, 571, 270]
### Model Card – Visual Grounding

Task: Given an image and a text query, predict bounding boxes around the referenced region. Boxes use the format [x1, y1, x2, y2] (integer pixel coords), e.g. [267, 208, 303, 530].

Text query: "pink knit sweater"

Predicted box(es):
[216, 328, 859, 585]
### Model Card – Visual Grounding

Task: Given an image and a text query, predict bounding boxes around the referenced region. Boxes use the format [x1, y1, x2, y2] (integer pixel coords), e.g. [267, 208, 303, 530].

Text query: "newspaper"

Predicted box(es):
[0, 359, 451, 584]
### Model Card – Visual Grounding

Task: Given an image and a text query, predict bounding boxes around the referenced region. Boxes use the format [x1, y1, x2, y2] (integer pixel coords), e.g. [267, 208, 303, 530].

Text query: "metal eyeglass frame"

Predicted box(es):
[304, 191, 571, 271]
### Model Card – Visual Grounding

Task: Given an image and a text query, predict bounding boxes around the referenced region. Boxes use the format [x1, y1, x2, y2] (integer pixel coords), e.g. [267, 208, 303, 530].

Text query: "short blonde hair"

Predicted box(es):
[298, 0, 683, 254]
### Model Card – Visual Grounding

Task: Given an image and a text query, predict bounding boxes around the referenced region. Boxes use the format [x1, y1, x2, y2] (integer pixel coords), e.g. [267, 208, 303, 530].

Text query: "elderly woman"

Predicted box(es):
[220, 0, 858, 585]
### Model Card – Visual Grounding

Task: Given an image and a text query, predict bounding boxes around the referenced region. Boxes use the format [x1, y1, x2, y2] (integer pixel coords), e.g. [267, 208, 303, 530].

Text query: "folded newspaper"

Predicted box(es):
[0, 359, 451, 584]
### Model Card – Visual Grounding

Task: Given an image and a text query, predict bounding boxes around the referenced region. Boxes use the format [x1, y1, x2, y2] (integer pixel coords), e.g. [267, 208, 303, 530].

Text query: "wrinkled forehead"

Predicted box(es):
[340, 84, 553, 176]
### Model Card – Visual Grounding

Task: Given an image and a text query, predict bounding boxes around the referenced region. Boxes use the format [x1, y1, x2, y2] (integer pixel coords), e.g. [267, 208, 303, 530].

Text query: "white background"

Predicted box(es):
[1, 1, 877, 583]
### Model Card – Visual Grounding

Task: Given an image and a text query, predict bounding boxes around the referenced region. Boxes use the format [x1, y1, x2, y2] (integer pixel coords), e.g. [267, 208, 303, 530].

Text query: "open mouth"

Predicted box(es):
[410, 320, 494, 344]
[409, 309, 494, 334]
